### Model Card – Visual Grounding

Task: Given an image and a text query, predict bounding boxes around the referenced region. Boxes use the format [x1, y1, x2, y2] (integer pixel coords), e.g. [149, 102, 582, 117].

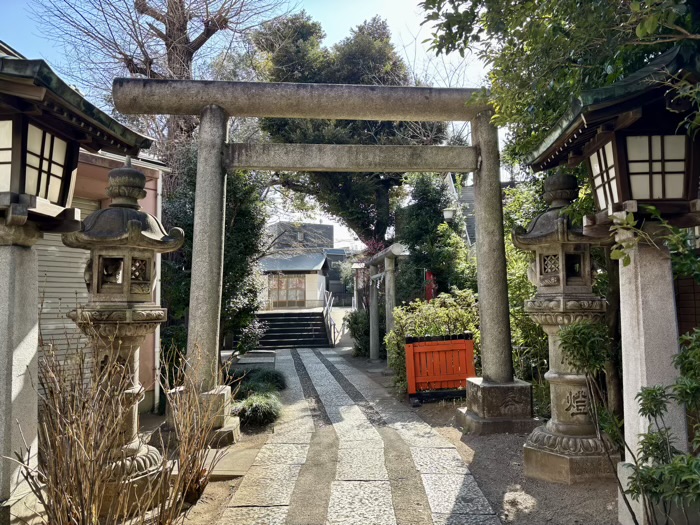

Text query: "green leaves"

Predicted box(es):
[559, 321, 614, 375]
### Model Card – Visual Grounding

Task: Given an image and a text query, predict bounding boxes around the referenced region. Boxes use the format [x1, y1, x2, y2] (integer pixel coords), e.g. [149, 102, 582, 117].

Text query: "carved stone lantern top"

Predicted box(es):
[513, 172, 592, 248]
[513, 172, 606, 316]
[63, 158, 184, 252]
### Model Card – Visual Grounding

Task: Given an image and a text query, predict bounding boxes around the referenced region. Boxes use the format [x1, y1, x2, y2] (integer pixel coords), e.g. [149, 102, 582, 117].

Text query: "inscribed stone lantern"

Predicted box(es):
[514, 172, 615, 484]
[0, 46, 153, 523]
[63, 159, 184, 511]
[526, 46, 694, 523]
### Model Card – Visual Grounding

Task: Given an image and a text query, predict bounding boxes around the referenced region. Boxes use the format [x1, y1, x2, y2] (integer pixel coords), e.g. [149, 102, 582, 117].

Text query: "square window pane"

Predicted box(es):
[0, 150, 11, 163]
[630, 175, 650, 199]
[596, 186, 607, 208]
[0, 120, 12, 149]
[52, 137, 67, 164]
[604, 142, 615, 169]
[652, 174, 663, 199]
[0, 163, 10, 192]
[651, 135, 662, 160]
[652, 161, 662, 173]
[39, 172, 47, 198]
[628, 162, 649, 174]
[609, 169, 618, 202]
[665, 161, 685, 173]
[666, 174, 685, 198]
[24, 166, 39, 195]
[50, 163, 62, 177]
[27, 124, 42, 155]
[627, 136, 649, 161]
[664, 135, 685, 160]
[48, 176, 62, 203]
[589, 154, 601, 175]
[26, 152, 40, 168]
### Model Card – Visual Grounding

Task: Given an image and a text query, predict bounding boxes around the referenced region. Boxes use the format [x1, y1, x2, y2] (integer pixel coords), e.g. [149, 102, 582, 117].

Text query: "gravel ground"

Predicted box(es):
[415, 401, 619, 525]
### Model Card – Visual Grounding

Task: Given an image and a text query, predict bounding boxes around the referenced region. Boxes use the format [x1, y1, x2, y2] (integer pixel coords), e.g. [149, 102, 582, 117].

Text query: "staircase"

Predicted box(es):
[256, 311, 331, 349]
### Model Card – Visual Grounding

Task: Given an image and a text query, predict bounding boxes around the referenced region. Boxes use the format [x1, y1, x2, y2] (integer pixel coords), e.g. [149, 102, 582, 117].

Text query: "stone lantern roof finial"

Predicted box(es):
[106, 156, 148, 210]
[543, 170, 578, 210]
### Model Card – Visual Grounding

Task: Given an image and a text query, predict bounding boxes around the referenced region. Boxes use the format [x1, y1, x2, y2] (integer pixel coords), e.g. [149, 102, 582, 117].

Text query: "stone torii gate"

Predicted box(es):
[112, 79, 533, 432]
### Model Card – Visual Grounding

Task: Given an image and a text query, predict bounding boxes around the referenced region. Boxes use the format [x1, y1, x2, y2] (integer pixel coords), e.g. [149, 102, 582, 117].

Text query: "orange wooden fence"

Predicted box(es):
[405, 335, 476, 395]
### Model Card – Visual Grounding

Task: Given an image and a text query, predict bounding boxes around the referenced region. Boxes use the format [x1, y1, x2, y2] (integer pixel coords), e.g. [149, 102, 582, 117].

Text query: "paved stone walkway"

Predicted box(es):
[220, 348, 500, 525]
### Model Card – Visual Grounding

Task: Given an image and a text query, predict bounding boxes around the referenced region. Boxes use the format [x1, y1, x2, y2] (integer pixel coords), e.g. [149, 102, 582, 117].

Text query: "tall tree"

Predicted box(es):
[250, 13, 447, 244]
[31, 0, 289, 169]
[420, 0, 700, 163]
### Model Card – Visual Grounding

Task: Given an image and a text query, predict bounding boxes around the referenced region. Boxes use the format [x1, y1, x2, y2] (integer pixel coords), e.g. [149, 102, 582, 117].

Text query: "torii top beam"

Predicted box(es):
[112, 79, 486, 122]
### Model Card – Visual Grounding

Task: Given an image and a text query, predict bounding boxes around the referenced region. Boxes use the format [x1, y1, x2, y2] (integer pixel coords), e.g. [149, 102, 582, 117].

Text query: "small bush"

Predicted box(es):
[385, 289, 480, 391]
[238, 379, 278, 398]
[346, 309, 371, 357]
[236, 319, 267, 355]
[247, 368, 287, 391]
[233, 392, 282, 425]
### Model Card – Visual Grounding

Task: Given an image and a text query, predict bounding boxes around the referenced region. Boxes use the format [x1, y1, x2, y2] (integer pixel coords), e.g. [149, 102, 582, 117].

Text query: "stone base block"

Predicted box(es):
[209, 416, 241, 449]
[456, 378, 538, 435]
[202, 385, 233, 429]
[456, 407, 540, 435]
[99, 444, 165, 518]
[523, 434, 618, 484]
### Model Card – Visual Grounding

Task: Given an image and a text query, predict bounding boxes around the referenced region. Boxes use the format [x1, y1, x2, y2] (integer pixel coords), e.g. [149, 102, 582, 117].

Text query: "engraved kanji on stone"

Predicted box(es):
[564, 389, 588, 416]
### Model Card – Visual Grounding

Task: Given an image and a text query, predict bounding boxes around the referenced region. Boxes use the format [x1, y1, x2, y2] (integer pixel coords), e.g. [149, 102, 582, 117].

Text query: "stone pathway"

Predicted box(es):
[219, 348, 500, 525]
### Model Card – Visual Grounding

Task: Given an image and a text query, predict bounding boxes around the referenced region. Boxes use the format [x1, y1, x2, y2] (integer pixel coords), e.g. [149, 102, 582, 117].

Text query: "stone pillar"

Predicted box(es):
[617, 229, 688, 525]
[369, 264, 380, 361]
[0, 224, 41, 525]
[457, 111, 535, 435]
[187, 105, 229, 391]
[385, 256, 396, 334]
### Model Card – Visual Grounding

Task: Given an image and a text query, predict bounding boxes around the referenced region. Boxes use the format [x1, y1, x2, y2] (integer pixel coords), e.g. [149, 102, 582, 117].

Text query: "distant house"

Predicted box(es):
[259, 222, 341, 310]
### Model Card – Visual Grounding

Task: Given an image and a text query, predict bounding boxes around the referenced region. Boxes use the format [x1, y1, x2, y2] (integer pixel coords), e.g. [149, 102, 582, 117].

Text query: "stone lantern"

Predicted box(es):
[513, 172, 615, 484]
[62, 158, 184, 508]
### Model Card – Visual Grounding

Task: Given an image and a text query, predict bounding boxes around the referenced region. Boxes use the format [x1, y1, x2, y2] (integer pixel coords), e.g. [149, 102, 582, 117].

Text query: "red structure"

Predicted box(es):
[405, 335, 476, 396]
[425, 270, 437, 301]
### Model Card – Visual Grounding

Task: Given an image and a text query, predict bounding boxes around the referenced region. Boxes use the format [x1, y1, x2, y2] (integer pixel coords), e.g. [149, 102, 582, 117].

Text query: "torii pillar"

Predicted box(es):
[112, 79, 533, 433]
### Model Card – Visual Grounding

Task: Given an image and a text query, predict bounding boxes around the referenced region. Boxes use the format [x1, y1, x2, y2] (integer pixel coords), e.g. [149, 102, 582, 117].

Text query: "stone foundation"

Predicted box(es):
[523, 426, 617, 484]
[457, 378, 539, 435]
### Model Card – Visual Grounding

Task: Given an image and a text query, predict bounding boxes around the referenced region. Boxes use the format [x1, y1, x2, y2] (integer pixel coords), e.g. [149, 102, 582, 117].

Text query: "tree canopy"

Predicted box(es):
[250, 13, 448, 244]
[420, 0, 700, 163]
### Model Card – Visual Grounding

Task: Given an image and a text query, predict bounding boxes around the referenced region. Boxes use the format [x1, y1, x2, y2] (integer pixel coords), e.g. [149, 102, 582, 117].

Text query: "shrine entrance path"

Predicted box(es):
[218, 348, 500, 525]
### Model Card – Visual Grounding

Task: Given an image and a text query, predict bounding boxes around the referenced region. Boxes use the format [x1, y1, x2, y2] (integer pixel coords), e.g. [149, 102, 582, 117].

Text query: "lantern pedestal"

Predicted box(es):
[617, 230, 688, 525]
[457, 378, 539, 435]
[522, 321, 617, 484]
[69, 308, 167, 517]
[0, 225, 42, 525]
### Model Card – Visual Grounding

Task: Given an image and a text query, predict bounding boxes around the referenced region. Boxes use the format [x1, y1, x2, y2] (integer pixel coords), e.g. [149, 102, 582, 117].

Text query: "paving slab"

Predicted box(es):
[410, 448, 470, 475]
[229, 464, 302, 507]
[431, 514, 503, 525]
[327, 481, 397, 525]
[421, 473, 494, 515]
[253, 443, 309, 465]
[220, 506, 288, 525]
[336, 447, 388, 481]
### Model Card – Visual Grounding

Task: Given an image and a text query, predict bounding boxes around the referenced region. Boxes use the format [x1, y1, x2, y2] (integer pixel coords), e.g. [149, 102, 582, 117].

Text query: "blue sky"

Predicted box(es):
[0, 0, 486, 248]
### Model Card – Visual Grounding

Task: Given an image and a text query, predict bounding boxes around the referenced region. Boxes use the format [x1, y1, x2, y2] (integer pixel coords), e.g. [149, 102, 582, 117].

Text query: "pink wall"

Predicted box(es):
[75, 152, 163, 393]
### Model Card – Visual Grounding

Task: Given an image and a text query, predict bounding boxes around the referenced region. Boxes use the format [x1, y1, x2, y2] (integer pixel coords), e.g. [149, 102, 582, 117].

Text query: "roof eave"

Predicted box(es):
[0, 58, 153, 155]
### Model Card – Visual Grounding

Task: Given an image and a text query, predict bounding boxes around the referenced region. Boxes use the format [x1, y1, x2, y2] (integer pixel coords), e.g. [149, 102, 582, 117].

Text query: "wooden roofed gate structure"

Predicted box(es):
[112, 78, 536, 434]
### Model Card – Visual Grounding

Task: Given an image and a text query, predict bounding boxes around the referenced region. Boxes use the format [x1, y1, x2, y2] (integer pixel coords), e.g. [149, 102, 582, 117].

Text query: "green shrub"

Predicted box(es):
[385, 289, 480, 392]
[233, 392, 282, 425]
[247, 368, 287, 391]
[346, 309, 371, 357]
